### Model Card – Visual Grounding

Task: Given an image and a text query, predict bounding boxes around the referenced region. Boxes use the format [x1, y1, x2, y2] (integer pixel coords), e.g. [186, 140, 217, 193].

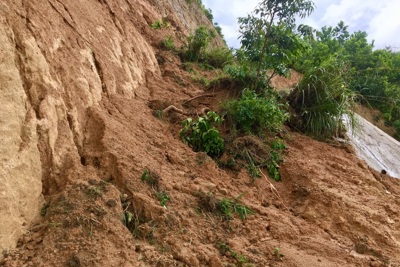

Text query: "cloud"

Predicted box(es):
[203, 0, 259, 48]
[313, 0, 398, 49]
[367, 0, 400, 49]
[203, 0, 399, 49]
[203, 0, 258, 19]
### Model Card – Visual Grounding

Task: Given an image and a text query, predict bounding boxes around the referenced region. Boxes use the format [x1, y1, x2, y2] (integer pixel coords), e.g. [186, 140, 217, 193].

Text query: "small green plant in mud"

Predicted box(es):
[273, 247, 284, 261]
[121, 196, 143, 239]
[150, 19, 169, 29]
[141, 169, 160, 189]
[122, 209, 134, 228]
[180, 111, 225, 158]
[267, 138, 286, 181]
[218, 195, 254, 221]
[41, 202, 50, 217]
[153, 109, 165, 120]
[156, 191, 170, 208]
[216, 242, 253, 267]
[244, 150, 261, 178]
[140, 169, 170, 208]
[84, 185, 103, 199]
[198, 192, 254, 221]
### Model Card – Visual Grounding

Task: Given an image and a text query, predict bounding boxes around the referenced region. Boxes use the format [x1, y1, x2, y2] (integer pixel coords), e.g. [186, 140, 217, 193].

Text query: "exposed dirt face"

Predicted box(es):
[0, 0, 220, 255]
[4, 127, 400, 266]
[2, 0, 400, 267]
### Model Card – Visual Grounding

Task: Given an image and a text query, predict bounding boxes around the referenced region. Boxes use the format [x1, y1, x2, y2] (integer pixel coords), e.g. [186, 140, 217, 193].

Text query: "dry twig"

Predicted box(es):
[259, 169, 289, 211]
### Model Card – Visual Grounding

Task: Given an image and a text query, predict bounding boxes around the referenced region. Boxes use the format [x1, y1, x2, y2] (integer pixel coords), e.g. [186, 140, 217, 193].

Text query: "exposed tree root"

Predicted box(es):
[162, 105, 188, 115]
[162, 105, 210, 116]
[182, 93, 216, 105]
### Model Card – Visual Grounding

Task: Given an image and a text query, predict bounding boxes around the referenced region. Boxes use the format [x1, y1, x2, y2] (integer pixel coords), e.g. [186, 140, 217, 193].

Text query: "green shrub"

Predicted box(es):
[161, 35, 175, 50]
[288, 57, 357, 139]
[204, 47, 234, 68]
[224, 89, 289, 134]
[204, 8, 213, 21]
[394, 120, 400, 139]
[224, 63, 255, 88]
[150, 19, 168, 29]
[180, 111, 225, 158]
[214, 23, 225, 40]
[181, 26, 214, 62]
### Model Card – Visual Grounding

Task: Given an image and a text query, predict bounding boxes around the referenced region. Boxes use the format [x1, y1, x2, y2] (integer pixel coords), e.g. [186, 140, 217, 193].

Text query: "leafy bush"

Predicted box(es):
[394, 120, 400, 139]
[181, 26, 214, 62]
[203, 47, 234, 68]
[214, 23, 225, 40]
[204, 8, 213, 21]
[223, 89, 289, 134]
[161, 35, 175, 50]
[288, 57, 357, 139]
[150, 19, 168, 29]
[237, 0, 314, 91]
[180, 111, 225, 158]
[224, 62, 256, 88]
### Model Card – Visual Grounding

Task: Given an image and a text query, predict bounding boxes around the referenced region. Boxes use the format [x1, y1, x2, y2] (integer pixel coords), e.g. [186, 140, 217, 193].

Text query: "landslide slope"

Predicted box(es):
[1, 1, 400, 267]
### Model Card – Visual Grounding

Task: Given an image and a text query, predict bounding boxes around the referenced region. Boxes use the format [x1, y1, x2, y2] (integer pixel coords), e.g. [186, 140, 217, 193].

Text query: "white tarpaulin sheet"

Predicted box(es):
[347, 114, 400, 178]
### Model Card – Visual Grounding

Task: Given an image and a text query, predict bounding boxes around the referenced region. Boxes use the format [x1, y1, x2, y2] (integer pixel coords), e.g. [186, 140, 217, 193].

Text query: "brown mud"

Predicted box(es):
[1, 1, 400, 267]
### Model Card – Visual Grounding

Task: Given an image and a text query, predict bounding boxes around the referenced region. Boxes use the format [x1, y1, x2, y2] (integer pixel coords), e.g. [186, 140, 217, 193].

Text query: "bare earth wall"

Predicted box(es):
[0, 0, 214, 254]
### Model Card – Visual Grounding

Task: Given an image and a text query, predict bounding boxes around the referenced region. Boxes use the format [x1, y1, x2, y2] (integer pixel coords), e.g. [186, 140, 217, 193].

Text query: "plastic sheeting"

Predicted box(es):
[346, 114, 400, 178]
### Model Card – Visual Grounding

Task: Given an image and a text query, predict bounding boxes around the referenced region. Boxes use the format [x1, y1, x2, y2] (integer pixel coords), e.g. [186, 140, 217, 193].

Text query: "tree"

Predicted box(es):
[238, 0, 314, 91]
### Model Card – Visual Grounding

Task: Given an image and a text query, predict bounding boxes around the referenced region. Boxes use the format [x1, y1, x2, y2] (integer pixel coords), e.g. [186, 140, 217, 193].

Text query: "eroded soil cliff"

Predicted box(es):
[1, 1, 400, 267]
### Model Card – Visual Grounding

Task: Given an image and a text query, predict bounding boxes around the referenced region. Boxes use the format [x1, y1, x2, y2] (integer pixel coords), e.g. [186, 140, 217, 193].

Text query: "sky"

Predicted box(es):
[202, 0, 400, 50]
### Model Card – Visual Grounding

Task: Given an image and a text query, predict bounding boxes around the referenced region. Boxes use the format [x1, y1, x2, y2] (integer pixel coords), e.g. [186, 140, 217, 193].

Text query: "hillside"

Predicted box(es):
[1, 1, 400, 267]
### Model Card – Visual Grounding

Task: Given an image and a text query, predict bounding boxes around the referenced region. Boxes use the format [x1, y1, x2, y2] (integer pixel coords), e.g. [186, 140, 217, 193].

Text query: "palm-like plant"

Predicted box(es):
[288, 57, 358, 139]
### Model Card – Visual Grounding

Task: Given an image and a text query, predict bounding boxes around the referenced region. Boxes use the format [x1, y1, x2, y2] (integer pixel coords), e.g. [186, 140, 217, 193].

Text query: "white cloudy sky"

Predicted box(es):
[203, 0, 400, 50]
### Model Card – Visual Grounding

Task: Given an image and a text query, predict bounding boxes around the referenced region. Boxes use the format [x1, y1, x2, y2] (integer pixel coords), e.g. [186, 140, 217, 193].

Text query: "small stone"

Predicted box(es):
[387, 218, 395, 224]
[218, 187, 228, 195]
[88, 179, 98, 185]
[106, 199, 117, 208]
[66, 255, 81, 267]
